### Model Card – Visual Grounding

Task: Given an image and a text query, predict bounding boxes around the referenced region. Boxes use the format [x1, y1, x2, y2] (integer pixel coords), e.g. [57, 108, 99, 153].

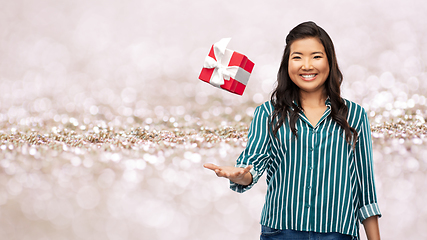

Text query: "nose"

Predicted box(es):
[301, 59, 312, 70]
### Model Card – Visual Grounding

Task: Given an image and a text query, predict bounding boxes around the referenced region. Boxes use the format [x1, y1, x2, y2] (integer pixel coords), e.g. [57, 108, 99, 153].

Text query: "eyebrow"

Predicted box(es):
[291, 51, 325, 55]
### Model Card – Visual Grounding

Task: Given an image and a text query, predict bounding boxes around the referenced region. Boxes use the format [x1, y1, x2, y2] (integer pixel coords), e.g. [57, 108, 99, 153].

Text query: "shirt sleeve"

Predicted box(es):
[230, 104, 273, 193]
[354, 109, 382, 222]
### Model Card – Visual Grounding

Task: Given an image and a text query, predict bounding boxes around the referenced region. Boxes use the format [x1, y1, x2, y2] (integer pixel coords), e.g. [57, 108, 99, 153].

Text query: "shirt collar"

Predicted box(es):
[295, 96, 332, 128]
[325, 97, 331, 107]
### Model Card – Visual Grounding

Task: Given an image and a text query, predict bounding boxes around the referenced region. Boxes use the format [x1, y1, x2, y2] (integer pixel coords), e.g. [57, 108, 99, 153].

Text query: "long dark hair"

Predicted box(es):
[270, 21, 357, 147]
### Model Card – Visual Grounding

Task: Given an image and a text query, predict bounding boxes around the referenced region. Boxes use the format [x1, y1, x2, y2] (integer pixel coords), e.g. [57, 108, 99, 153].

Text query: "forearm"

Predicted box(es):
[362, 215, 380, 240]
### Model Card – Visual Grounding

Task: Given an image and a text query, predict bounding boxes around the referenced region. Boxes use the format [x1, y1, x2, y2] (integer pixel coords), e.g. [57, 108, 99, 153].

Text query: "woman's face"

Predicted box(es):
[288, 37, 330, 96]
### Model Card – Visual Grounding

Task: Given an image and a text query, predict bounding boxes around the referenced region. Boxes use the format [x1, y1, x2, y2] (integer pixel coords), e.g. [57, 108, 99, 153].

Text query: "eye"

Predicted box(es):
[313, 55, 323, 59]
[292, 56, 301, 60]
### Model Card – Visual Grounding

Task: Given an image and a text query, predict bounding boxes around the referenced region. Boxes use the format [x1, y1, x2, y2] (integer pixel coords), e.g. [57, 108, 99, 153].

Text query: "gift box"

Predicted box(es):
[199, 38, 255, 95]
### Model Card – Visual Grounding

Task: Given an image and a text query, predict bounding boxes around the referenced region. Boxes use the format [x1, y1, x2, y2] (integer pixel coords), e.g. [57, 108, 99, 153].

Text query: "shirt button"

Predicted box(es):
[306, 205, 311, 208]
[309, 166, 313, 170]
[307, 186, 312, 189]
[309, 147, 313, 151]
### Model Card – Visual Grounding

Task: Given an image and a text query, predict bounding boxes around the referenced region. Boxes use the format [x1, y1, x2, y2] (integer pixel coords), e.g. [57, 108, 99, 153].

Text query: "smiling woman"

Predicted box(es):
[204, 21, 382, 240]
[288, 37, 330, 126]
[288, 37, 330, 96]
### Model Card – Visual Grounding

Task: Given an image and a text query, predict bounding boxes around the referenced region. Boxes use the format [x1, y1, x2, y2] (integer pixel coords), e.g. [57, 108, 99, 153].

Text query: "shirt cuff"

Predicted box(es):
[229, 166, 259, 193]
[358, 202, 382, 222]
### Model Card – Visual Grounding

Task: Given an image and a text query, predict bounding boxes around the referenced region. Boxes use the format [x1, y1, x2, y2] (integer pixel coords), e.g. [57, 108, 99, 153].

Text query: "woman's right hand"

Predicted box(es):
[203, 163, 253, 186]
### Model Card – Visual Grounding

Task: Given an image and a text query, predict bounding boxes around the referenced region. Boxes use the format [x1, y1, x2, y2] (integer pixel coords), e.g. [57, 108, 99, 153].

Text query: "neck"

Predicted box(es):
[299, 89, 327, 108]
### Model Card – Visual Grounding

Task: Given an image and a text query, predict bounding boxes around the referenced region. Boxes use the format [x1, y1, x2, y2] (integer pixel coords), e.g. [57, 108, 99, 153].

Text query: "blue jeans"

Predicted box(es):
[260, 226, 353, 240]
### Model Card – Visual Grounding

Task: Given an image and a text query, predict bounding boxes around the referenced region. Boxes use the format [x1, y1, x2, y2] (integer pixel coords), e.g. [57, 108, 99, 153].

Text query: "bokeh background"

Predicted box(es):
[1, 0, 427, 239]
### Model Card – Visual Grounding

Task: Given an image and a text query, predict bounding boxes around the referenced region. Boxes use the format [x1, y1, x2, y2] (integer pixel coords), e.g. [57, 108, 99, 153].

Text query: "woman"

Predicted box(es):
[204, 21, 381, 240]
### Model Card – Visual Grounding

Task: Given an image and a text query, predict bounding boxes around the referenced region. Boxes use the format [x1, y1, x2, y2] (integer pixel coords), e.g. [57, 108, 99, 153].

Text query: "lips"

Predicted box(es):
[300, 73, 317, 81]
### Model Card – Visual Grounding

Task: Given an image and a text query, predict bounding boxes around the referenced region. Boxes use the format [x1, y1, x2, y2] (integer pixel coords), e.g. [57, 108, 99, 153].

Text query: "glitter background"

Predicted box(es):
[1, 0, 427, 239]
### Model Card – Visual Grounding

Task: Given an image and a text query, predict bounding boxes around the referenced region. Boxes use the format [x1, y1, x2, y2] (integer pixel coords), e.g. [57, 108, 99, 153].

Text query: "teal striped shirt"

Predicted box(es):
[231, 98, 381, 239]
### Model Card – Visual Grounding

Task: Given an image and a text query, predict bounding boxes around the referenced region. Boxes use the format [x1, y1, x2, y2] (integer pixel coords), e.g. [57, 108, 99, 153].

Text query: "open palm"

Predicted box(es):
[203, 163, 253, 186]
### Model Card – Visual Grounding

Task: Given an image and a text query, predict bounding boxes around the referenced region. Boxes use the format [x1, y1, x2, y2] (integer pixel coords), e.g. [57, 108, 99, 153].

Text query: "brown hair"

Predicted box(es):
[270, 21, 357, 147]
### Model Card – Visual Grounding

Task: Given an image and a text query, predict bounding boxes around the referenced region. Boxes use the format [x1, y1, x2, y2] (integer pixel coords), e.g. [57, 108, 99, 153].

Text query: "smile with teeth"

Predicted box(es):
[300, 74, 317, 80]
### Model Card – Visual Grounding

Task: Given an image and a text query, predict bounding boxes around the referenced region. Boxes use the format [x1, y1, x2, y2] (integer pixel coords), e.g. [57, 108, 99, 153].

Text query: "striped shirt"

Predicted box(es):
[230, 98, 381, 239]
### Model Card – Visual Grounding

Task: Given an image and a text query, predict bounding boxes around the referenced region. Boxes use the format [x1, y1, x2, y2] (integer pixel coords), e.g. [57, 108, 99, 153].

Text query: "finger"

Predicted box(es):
[203, 163, 219, 171]
[234, 166, 251, 177]
[243, 165, 253, 174]
[215, 169, 227, 178]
